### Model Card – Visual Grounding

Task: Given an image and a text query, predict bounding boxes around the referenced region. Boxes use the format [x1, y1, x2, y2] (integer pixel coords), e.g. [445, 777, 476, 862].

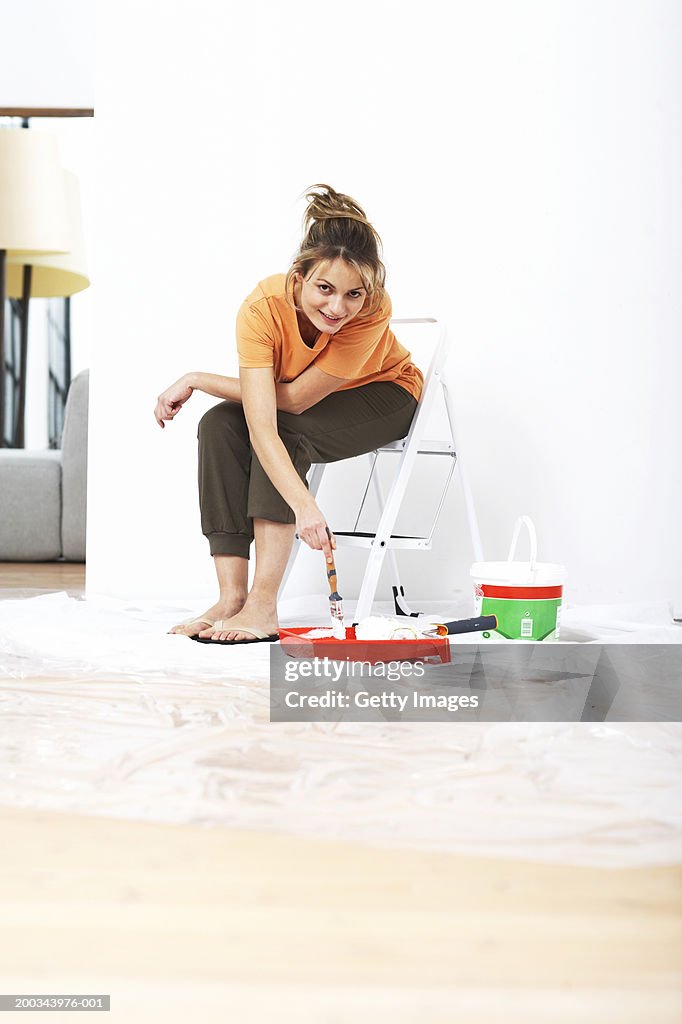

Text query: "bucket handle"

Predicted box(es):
[507, 516, 537, 574]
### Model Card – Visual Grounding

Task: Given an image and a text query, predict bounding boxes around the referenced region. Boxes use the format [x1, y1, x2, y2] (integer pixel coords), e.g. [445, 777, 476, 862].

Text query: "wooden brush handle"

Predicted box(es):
[325, 528, 338, 592]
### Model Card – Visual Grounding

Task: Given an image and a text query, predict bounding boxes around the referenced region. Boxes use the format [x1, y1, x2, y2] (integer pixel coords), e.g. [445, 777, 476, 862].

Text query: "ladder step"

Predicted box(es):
[334, 532, 433, 550]
[379, 439, 455, 454]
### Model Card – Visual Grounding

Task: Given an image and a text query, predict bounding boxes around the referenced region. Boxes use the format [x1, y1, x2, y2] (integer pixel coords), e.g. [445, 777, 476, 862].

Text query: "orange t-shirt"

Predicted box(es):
[236, 274, 423, 402]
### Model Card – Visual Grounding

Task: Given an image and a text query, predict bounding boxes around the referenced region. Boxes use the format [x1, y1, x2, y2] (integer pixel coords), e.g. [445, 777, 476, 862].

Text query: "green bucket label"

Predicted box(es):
[474, 585, 563, 641]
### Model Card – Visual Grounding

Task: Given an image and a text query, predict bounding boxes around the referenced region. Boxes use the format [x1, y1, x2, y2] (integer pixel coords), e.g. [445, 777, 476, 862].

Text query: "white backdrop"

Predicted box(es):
[88, 0, 681, 609]
[0, 0, 94, 109]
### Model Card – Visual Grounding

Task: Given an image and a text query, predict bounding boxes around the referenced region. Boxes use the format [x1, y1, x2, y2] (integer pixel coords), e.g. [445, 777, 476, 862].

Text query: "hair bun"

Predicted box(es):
[302, 183, 369, 229]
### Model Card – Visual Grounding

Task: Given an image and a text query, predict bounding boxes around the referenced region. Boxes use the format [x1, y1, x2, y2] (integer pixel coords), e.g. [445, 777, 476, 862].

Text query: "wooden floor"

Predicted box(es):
[0, 563, 680, 1022]
[0, 560, 86, 594]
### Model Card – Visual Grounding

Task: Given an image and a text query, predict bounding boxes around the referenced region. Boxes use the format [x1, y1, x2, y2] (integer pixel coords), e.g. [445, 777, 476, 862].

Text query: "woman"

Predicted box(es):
[154, 184, 423, 644]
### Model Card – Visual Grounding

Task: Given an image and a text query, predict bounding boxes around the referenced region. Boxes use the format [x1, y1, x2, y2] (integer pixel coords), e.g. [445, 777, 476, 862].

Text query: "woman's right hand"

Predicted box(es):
[296, 498, 336, 563]
[154, 376, 193, 428]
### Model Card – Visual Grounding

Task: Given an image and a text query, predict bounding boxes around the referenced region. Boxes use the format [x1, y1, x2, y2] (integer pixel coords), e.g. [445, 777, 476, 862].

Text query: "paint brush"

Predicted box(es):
[325, 528, 345, 639]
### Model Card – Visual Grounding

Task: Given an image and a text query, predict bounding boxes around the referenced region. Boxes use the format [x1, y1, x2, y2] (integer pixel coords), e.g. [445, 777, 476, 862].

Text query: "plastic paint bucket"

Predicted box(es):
[470, 516, 565, 642]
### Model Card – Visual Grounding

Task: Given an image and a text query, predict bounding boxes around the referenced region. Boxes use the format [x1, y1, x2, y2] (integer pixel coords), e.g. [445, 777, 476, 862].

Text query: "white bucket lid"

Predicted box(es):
[471, 516, 566, 587]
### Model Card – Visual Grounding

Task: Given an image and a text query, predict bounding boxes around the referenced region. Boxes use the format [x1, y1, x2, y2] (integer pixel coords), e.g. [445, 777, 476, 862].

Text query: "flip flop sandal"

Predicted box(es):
[191, 622, 280, 645]
[169, 615, 216, 635]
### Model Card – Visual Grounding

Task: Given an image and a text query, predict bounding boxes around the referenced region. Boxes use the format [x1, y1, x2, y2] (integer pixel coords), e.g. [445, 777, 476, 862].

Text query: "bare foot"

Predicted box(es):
[198, 596, 279, 642]
[169, 594, 247, 637]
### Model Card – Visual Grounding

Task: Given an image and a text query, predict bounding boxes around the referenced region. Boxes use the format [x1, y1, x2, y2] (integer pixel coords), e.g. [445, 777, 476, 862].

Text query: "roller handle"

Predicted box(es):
[439, 615, 498, 635]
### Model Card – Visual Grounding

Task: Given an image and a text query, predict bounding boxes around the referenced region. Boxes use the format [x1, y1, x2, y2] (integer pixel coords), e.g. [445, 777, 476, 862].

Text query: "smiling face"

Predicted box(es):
[294, 258, 368, 335]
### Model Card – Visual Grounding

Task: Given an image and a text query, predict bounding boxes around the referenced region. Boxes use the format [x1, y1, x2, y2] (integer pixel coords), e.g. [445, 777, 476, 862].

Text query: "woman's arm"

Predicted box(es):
[240, 366, 335, 560]
[278, 365, 345, 414]
[155, 366, 345, 427]
[154, 373, 241, 428]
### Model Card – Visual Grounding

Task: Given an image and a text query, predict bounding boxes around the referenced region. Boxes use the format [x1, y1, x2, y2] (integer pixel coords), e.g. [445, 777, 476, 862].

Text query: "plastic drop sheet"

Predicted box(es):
[0, 590, 681, 868]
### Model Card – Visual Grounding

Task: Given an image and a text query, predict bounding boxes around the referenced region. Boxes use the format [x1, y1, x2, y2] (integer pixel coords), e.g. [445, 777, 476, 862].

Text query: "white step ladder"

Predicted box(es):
[281, 318, 484, 622]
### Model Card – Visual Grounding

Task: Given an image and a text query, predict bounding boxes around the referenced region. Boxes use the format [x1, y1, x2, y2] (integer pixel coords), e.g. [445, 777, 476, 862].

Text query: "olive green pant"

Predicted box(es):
[197, 381, 418, 558]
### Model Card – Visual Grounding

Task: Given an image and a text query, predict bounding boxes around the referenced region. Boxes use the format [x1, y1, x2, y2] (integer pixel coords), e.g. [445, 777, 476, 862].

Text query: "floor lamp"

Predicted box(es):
[0, 128, 70, 447]
[5, 171, 90, 447]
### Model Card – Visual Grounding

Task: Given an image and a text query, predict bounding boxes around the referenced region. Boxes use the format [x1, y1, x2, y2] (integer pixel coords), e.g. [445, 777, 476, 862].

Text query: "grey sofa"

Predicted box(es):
[0, 369, 89, 561]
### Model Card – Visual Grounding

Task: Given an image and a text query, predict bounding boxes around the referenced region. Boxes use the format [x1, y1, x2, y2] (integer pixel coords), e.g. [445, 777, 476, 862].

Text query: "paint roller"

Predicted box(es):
[421, 615, 498, 637]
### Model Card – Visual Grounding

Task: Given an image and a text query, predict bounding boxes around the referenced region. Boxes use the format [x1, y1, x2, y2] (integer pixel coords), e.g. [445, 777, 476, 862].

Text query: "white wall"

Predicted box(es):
[88, 0, 682, 608]
[0, 0, 94, 109]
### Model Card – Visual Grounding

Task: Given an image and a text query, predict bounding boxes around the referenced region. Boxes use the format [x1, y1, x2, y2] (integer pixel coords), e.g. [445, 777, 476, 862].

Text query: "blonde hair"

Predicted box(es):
[285, 184, 387, 318]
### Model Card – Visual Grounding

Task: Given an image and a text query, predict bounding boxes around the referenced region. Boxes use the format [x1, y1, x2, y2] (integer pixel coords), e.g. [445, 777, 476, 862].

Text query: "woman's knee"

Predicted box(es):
[198, 400, 245, 441]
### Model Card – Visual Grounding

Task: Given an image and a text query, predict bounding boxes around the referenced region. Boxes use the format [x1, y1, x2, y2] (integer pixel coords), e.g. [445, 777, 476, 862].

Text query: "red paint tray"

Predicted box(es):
[278, 626, 451, 665]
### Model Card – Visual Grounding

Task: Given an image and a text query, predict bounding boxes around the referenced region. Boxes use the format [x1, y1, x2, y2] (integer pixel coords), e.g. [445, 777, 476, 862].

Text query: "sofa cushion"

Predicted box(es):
[0, 450, 62, 560]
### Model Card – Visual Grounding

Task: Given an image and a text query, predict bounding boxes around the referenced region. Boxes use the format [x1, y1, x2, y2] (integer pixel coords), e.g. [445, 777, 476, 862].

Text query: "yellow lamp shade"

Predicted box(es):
[0, 127, 71, 255]
[5, 171, 89, 297]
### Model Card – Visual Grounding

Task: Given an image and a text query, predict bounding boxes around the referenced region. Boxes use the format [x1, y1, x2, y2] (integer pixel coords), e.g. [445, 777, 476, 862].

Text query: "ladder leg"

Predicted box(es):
[370, 454, 421, 617]
[441, 380, 484, 563]
[353, 540, 389, 622]
[307, 462, 326, 500]
[391, 582, 420, 617]
[352, 428, 426, 620]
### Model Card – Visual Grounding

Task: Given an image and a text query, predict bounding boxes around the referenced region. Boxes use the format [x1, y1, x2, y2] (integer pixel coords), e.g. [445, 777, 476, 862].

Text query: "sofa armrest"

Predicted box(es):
[61, 369, 89, 562]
